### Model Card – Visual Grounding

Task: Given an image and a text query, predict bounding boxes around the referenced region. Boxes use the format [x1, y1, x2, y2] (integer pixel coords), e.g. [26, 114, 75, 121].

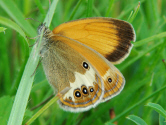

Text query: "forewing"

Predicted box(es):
[52, 17, 136, 64]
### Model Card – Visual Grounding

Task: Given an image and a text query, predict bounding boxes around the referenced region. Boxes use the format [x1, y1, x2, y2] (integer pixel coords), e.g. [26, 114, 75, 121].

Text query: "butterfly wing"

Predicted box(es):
[52, 17, 136, 64]
[40, 17, 134, 112]
[46, 35, 125, 110]
[41, 36, 104, 112]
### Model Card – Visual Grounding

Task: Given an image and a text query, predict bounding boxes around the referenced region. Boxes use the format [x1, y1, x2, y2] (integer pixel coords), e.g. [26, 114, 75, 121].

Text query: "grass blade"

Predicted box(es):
[134, 32, 166, 47]
[44, 0, 59, 27]
[105, 84, 166, 124]
[7, 0, 59, 125]
[34, 0, 45, 15]
[105, 0, 115, 17]
[126, 115, 147, 125]
[159, 114, 166, 125]
[69, 0, 83, 21]
[145, 102, 166, 118]
[128, 2, 140, 23]
[7, 40, 39, 125]
[25, 96, 59, 125]
[120, 39, 164, 70]
[0, 16, 28, 42]
[0, 0, 36, 37]
[0, 27, 7, 33]
[86, 0, 93, 17]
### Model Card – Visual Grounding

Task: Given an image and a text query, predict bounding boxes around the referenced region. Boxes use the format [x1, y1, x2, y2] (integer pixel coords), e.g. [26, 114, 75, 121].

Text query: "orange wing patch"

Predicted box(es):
[102, 69, 125, 102]
[52, 17, 135, 64]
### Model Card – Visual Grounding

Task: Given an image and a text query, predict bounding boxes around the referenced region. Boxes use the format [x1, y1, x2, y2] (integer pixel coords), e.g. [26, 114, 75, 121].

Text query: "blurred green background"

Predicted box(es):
[0, 0, 166, 125]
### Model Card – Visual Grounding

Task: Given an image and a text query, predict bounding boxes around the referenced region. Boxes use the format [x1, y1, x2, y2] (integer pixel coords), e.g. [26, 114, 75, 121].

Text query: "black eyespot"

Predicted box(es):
[74, 89, 82, 99]
[83, 88, 88, 94]
[90, 88, 94, 92]
[108, 78, 112, 83]
[83, 62, 89, 69]
[81, 86, 89, 97]
[89, 87, 94, 96]
[75, 91, 81, 97]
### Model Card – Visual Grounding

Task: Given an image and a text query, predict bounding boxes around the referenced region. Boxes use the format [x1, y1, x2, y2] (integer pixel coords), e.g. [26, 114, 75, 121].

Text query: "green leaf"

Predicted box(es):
[25, 96, 59, 125]
[134, 32, 166, 47]
[34, 0, 45, 15]
[0, 16, 30, 95]
[0, 16, 28, 42]
[146, 102, 166, 118]
[117, 0, 145, 19]
[128, 1, 140, 23]
[6, 0, 59, 125]
[0, 27, 7, 32]
[86, 0, 93, 17]
[159, 114, 166, 125]
[126, 115, 147, 125]
[69, 0, 83, 20]
[105, 0, 115, 17]
[120, 38, 164, 70]
[0, 0, 36, 37]
[105, 84, 166, 124]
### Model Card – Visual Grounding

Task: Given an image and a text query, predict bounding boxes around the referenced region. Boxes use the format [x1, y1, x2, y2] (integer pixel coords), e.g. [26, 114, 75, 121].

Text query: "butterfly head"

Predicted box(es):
[37, 23, 52, 39]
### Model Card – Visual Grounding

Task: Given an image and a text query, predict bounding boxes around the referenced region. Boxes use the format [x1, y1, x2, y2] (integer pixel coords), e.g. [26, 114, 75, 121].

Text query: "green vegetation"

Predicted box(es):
[0, 0, 166, 125]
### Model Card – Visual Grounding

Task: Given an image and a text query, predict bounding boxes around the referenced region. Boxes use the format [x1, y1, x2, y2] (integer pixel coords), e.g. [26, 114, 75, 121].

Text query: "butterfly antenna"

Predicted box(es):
[25, 18, 42, 23]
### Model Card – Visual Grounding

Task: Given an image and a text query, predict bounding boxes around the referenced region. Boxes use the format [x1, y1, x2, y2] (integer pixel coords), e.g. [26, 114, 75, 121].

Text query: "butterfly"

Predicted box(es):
[38, 17, 136, 112]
